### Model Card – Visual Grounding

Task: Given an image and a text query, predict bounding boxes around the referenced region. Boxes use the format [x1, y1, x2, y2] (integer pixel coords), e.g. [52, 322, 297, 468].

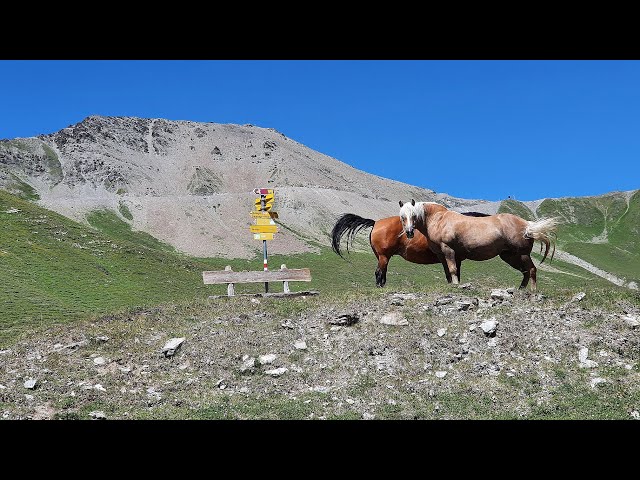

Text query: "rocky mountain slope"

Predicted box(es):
[0, 116, 478, 259]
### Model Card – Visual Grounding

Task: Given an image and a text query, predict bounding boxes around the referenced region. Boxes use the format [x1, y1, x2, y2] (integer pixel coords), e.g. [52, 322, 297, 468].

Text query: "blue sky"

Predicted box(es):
[1, 60, 638, 201]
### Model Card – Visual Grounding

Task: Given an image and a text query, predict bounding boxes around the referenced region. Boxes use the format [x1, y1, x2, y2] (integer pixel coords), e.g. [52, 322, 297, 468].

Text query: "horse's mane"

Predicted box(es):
[401, 201, 444, 222]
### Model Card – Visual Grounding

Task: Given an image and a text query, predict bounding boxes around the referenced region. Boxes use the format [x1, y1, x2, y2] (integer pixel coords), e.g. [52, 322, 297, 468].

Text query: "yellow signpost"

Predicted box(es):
[253, 233, 275, 240]
[250, 225, 278, 233]
[251, 188, 279, 292]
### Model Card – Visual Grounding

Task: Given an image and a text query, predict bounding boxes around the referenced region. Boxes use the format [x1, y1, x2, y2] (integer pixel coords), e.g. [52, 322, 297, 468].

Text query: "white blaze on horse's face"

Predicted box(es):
[399, 200, 417, 239]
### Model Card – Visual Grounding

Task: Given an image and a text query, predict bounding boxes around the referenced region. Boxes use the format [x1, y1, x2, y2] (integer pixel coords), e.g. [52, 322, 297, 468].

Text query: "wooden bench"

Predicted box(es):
[202, 264, 316, 297]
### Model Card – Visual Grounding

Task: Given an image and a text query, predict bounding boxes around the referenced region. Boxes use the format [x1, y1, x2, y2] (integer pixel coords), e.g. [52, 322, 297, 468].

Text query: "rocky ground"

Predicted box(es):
[1, 286, 639, 420]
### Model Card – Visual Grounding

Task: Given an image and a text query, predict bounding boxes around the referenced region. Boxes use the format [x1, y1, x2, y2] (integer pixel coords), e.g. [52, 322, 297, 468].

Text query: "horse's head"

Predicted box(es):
[398, 199, 418, 239]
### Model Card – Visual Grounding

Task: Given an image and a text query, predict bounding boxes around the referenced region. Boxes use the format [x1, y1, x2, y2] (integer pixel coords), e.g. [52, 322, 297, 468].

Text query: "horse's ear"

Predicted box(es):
[399, 201, 404, 208]
[411, 199, 415, 206]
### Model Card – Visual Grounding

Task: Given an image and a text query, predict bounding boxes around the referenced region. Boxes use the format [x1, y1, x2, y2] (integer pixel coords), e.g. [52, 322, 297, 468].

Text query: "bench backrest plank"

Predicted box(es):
[202, 268, 311, 285]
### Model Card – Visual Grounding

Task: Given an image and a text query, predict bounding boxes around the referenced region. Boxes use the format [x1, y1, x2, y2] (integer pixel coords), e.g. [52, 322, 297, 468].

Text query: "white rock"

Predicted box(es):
[346, 398, 355, 405]
[491, 289, 513, 300]
[53, 343, 63, 349]
[578, 347, 589, 363]
[379, 312, 409, 326]
[631, 411, 640, 420]
[480, 319, 498, 335]
[239, 387, 249, 394]
[119, 366, 131, 373]
[25, 394, 34, 401]
[469, 324, 477, 331]
[4, 208, 20, 214]
[437, 328, 447, 337]
[590, 377, 607, 389]
[24, 379, 37, 390]
[294, 340, 307, 350]
[96, 336, 109, 342]
[93, 356, 107, 365]
[572, 292, 586, 302]
[89, 410, 106, 420]
[162, 337, 185, 357]
[94, 384, 107, 392]
[623, 315, 639, 328]
[362, 412, 375, 420]
[435, 371, 447, 378]
[0, 384, 5, 390]
[487, 338, 498, 347]
[265, 367, 288, 377]
[580, 360, 599, 369]
[240, 357, 256, 372]
[258, 354, 276, 365]
[250, 298, 260, 304]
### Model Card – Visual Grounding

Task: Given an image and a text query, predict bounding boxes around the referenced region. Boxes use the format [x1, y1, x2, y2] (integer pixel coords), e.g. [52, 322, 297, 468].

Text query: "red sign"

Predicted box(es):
[253, 188, 273, 195]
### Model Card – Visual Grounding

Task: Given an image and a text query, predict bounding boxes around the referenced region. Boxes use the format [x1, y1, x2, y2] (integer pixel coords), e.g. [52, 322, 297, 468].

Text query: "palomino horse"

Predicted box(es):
[331, 211, 488, 287]
[398, 200, 560, 291]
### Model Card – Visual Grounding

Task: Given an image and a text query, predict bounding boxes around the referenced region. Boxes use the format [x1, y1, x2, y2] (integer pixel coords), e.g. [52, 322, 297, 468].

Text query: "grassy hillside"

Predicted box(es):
[1, 188, 617, 346]
[537, 190, 640, 285]
[497, 199, 535, 220]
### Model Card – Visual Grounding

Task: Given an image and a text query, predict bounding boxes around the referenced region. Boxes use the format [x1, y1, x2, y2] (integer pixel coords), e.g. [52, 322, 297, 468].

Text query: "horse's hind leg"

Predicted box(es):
[375, 254, 389, 287]
[499, 252, 537, 291]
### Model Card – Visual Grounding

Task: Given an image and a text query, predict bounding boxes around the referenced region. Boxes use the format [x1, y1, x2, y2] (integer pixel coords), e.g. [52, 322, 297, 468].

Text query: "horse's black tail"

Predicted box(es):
[331, 213, 376, 258]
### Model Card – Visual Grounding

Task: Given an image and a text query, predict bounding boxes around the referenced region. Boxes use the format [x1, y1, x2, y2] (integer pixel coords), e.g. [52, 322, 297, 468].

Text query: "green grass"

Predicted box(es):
[0, 188, 630, 347]
[117, 201, 133, 221]
[41, 143, 63, 184]
[1, 173, 40, 201]
[498, 199, 535, 220]
[537, 191, 639, 283]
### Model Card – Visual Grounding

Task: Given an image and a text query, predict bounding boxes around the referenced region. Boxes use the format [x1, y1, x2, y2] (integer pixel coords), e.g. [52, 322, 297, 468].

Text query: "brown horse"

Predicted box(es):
[398, 200, 560, 291]
[331, 211, 488, 287]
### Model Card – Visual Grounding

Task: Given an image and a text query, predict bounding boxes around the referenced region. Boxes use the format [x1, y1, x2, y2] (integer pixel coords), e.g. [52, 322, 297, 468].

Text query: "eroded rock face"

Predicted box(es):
[1, 115, 476, 259]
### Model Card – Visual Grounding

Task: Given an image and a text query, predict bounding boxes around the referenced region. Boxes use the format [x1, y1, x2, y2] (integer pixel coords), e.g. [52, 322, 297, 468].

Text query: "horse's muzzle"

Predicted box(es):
[405, 229, 414, 239]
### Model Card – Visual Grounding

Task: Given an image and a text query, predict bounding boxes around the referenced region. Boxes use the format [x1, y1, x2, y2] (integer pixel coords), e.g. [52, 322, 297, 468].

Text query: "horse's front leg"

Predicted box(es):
[441, 244, 459, 284]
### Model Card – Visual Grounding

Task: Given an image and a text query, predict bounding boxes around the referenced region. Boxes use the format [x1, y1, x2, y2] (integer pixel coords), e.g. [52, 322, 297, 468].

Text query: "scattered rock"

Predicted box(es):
[458, 283, 472, 289]
[24, 379, 37, 390]
[455, 300, 474, 311]
[25, 394, 34, 401]
[435, 296, 454, 306]
[294, 340, 307, 350]
[89, 410, 106, 420]
[435, 371, 447, 378]
[578, 347, 599, 368]
[250, 298, 260, 305]
[590, 377, 607, 389]
[623, 315, 639, 329]
[571, 292, 586, 302]
[162, 337, 185, 357]
[239, 387, 250, 394]
[392, 293, 417, 300]
[491, 289, 513, 301]
[94, 384, 107, 392]
[119, 366, 131, 373]
[265, 367, 288, 377]
[0, 384, 5, 390]
[487, 338, 498, 347]
[437, 328, 447, 337]
[96, 335, 109, 342]
[240, 357, 256, 372]
[379, 312, 408, 326]
[258, 354, 277, 365]
[631, 411, 640, 420]
[480, 319, 498, 336]
[345, 398, 355, 405]
[93, 356, 107, 366]
[281, 319, 295, 329]
[4, 208, 20, 214]
[330, 313, 359, 326]
[362, 412, 375, 420]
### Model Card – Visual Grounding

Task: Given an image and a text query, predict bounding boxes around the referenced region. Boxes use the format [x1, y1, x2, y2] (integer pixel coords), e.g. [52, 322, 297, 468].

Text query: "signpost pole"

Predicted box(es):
[261, 195, 269, 293]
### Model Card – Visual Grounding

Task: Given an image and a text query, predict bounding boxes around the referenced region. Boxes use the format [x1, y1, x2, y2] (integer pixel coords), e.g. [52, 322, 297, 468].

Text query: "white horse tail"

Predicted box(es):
[524, 217, 561, 263]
